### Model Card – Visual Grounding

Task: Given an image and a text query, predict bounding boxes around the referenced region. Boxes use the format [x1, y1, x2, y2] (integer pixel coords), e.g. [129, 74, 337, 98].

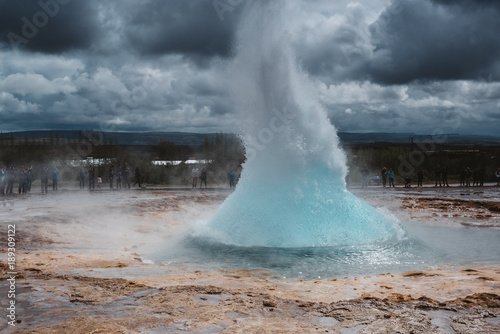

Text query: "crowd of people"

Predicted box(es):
[0, 164, 60, 195]
[76, 162, 140, 190]
[190, 166, 239, 189]
[1, 162, 239, 196]
[0, 162, 142, 195]
[3, 162, 499, 195]
[356, 165, 500, 188]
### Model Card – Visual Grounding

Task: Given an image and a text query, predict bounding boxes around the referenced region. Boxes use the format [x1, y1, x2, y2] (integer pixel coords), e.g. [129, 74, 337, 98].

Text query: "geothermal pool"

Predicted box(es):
[143, 188, 500, 280]
[146, 219, 500, 280]
[4, 188, 498, 281]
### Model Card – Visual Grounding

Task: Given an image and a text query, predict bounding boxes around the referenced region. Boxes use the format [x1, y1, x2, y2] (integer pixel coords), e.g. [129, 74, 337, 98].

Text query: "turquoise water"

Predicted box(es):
[149, 222, 500, 279]
[197, 165, 402, 247]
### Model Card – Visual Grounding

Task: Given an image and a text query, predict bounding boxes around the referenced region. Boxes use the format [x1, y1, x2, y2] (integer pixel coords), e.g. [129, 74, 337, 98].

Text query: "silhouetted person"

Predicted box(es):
[227, 169, 236, 188]
[199, 167, 207, 189]
[26, 166, 33, 192]
[388, 168, 395, 188]
[459, 168, 466, 186]
[472, 168, 479, 186]
[88, 166, 95, 189]
[78, 167, 85, 189]
[116, 168, 122, 189]
[417, 168, 423, 187]
[465, 167, 472, 186]
[192, 167, 199, 188]
[51, 165, 59, 190]
[361, 167, 369, 188]
[41, 166, 49, 193]
[434, 165, 442, 187]
[18, 165, 27, 194]
[133, 167, 141, 188]
[381, 167, 387, 187]
[108, 166, 115, 189]
[478, 168, 485, 187]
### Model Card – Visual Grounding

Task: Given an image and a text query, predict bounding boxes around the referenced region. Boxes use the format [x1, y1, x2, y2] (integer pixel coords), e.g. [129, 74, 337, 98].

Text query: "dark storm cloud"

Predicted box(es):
[0, 0, 99, 53]
[122, 0, 240, 58]
[367, 0, 500, 84]
[0, 0, 499, 136]
[0, 0, 241, 58]
[432, 0, 500, 9]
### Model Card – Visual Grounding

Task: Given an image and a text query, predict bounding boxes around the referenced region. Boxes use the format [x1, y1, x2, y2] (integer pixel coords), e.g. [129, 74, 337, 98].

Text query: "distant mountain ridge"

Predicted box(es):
[0, 130, 213, 146]
[2, 130, 500, 146]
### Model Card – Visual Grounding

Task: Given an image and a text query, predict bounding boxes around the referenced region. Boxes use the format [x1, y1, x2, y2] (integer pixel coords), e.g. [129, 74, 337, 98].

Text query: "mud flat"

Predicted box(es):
[0, 187, 499, 333]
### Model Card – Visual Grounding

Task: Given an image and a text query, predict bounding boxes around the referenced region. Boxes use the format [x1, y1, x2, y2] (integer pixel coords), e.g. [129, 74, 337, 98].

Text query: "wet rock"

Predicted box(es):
[263, 300, 277, 307]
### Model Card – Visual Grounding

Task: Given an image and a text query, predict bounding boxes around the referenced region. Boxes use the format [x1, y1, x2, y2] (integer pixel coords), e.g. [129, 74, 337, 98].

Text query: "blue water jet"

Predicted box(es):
[198, 1, 401, 248]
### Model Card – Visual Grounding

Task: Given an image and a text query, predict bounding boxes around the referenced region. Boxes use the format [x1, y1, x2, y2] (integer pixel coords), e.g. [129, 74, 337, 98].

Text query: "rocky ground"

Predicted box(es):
[0, 185, 499, 333]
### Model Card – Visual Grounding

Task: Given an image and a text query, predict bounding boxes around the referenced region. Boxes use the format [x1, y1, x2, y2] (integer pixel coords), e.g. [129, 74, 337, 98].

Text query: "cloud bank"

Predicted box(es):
[0, 0, 499, 136]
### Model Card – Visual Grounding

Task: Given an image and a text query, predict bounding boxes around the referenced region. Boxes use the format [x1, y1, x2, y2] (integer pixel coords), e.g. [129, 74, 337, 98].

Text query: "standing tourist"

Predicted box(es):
[192, 167, 199, 188]
[199, 166, 207, 189]
[496, 168, 500, 186]
[459, 168, 466, 186]
[361, 167, 369, 188]
[78, 167, 85, 189]
[478, 168, 485, 187]
[27, 166, 33, 192]
[41, 166, 49, 194]
[227, 169, 236, 188]
[465, 167, 472, 186]
[417, 168, 424, 187]
[434, 165, 442, 187]
[51, 165, 59, 191]
[472, 168, 479, 187]
[18, 165, 27, 194]
[387, 168, 395, 188]
[116, 168, 122, 189]
[88, 165, 95, 189]
[108, 166, 115, 189]
[381, 167, 387, 188]
[133, 167, 142, 188]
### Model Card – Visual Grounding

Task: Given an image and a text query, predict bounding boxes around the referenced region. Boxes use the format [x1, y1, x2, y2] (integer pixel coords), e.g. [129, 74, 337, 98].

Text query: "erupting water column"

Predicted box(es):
[202, 1, 399, 247]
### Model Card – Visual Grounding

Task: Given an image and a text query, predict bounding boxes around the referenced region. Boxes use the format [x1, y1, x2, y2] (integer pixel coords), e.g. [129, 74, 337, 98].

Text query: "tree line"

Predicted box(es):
[0, 131, 245, 186]
[2, 130, 499, 186]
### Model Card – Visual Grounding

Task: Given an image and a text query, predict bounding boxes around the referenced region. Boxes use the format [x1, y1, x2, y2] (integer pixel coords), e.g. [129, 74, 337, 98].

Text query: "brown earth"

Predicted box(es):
[0, 187, 499, 333]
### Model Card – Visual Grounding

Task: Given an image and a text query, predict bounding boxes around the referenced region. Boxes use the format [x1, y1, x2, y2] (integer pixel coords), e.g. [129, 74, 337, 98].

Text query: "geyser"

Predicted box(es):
[201, 1, 400, 247]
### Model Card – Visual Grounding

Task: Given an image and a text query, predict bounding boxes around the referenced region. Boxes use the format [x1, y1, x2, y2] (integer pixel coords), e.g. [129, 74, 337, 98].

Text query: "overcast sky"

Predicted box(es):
[0, 0, 499, 136]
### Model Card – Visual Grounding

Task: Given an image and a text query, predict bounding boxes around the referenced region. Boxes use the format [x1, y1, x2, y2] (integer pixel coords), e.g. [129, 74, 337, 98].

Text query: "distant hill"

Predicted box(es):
[2, 130, 500, 146]
[0, 130, 215, 146]
[337, 133, 500, 146]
